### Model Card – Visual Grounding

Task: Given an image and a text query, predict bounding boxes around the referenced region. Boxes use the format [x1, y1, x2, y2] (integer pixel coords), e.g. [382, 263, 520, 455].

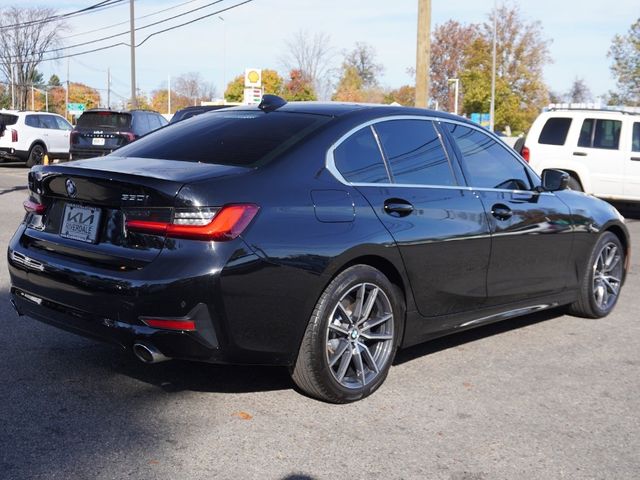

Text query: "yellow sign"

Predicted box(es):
[244, 68, 262, 88]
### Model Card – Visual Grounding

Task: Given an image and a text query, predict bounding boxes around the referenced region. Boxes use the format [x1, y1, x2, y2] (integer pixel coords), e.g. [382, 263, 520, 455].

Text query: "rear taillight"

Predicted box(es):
[125, 204, 259, 241]
[521, 146, 530, 162]
[70, 131, 79, 144]
[23, 199, 46, 214]
[122, 132, 136, 142]
[11, 128, 18, 143]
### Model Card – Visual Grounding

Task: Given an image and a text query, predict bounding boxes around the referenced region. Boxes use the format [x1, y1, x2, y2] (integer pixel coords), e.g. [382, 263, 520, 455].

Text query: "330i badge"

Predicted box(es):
[7, 96, 629, 403]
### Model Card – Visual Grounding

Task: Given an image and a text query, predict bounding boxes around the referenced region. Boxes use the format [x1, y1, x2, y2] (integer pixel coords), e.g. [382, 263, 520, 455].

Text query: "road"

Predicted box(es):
[1, 165, 639, 480]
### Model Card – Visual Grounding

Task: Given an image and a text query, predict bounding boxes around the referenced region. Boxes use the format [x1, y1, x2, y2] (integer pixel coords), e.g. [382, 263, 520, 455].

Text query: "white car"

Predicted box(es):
[524, 107, 640, 202]
[0, 110, 73, 166]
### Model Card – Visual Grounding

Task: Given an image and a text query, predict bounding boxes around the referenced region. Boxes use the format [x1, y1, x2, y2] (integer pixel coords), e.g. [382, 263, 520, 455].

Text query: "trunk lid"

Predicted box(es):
[23, 159, 250, 269]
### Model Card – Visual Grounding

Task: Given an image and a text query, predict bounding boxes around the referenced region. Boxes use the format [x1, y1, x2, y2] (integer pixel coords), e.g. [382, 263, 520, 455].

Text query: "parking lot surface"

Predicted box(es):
[1, 165, 639, 479]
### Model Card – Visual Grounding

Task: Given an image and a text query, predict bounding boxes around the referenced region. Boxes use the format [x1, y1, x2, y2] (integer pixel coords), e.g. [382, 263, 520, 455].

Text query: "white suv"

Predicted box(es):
[524, 107, 640, 202]
[0, 110, 73, 166]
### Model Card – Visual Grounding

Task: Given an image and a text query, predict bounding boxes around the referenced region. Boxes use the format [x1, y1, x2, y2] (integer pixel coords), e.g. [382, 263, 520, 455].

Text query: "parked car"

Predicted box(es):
[9, 96, 629, 403]
[0, 110, 73, 166]
[523, 107, 640, 201]
[169, 105, 229, 124]
[69, 109, 168, 160]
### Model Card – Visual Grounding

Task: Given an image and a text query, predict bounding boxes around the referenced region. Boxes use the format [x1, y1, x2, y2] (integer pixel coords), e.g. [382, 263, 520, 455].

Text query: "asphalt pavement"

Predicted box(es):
[1, 165, 639, 480]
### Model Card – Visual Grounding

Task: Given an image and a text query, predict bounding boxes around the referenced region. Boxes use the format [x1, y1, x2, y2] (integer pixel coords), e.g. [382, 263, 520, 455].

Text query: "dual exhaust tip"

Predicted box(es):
[132, 342, 170, 364]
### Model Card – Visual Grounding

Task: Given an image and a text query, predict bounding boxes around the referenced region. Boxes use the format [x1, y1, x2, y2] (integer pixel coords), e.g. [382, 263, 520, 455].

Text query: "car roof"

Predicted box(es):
[82, 108, 161, 115]
[225, 101, 467, 123]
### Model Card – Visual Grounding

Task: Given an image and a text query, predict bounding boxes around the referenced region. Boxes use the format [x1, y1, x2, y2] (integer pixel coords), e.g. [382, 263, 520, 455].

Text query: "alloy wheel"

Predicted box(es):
[592, 241, 623, 311]
[325, 282, 395, 389]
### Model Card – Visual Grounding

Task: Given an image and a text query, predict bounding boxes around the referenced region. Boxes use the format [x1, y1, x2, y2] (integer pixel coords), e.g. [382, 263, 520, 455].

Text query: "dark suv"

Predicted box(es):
[69, 109, 167, 160]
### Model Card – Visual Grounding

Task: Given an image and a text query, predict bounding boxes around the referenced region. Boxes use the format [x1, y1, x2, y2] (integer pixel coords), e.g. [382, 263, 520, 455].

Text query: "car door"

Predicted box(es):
[623, 121, 640, 199]
[573, 117, 624, 197]
[443, 122, 574, 306]
[330, 118, 491, 318]
[52, 116, 72, 154]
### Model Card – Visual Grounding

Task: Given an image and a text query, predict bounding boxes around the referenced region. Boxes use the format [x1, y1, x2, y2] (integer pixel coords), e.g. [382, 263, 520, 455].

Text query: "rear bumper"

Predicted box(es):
[69, 146, 115, 160]
[7, 224, 297, 366]
[0, 147, 28, 162]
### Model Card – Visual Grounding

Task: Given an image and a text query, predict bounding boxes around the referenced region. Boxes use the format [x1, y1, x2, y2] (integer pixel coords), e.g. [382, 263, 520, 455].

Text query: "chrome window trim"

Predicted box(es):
[326, 115, 550, 195]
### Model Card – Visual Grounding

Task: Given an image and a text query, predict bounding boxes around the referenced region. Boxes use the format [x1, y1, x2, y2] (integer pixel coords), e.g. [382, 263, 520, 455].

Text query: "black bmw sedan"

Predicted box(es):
[8, 96, 629, 403]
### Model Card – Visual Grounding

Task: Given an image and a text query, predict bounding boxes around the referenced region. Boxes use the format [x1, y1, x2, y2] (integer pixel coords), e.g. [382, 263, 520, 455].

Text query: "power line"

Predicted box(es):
[5, 0, 252, 66]
[61, 0, 203, 40]
[6, 0, 227, 60]
[0, 0, 126, 31]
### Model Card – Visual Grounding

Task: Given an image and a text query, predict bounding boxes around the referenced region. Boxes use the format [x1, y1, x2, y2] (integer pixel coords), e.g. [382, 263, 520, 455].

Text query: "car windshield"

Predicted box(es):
[114, 110, 331, 168]
[77, 112, 132, 130]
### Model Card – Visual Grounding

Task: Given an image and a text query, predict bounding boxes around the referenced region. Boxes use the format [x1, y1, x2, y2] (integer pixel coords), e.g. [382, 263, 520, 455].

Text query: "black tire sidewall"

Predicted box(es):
[27, 144, 46, 167]
[309, 265, 403, 402]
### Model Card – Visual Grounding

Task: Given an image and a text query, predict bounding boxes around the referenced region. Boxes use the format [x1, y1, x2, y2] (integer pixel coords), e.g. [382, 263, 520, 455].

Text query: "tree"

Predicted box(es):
[224, 69, 284, 103]
[566, 77, 592, 103]
[460, 5, 551, 133]
[48, 74, 61, 87]
[281, 30, 334, 100]
[343, 42, 383, 88]
[282, 69, 316, 101]
[173, 72, 216, 106]
[0, 7, 66, 110]
[608, 18, 640, 106]
[430, 20, 481, 112]
[384, 85, 416, 106]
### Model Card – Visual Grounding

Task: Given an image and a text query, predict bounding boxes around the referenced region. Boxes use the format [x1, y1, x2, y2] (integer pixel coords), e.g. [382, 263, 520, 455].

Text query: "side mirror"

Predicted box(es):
[541, 169, 569, 191]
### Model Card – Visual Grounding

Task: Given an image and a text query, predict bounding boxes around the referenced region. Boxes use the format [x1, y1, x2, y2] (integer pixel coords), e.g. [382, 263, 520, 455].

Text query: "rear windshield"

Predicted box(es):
[114, 110, 330, 167]
[0, 113, 18, 126]
[77, 112, 132, 130]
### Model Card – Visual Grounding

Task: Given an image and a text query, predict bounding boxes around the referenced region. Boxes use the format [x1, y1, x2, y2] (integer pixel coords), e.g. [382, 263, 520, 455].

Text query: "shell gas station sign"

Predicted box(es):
[243, 68, 263, 105]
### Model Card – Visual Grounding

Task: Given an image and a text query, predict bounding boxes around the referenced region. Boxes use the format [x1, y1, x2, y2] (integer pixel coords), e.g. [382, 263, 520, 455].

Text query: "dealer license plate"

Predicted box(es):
[60, 204, 102, 243]
[92, 137, 105, 146]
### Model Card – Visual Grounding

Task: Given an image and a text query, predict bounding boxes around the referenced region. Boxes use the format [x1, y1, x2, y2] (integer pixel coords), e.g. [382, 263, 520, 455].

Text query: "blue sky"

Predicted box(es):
[19, 0, 640, 105]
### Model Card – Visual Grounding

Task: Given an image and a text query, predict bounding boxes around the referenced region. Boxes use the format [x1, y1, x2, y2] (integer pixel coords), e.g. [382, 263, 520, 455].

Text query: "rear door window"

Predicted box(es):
[446, 123, 532, 190]
[538, 117, 572, 145]
[334, 126, 390, 184]
[632, 123, 640, 153]
[374, 119, 455, 186]
[577, 118, 622, 150]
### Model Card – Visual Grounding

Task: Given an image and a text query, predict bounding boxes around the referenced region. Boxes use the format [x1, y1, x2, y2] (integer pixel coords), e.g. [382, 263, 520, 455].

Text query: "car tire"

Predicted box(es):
[26, 144, 46, 167]
[568, 176, 583, 191]
[568, 232, 624, 318]
[291, 265, 403, 403]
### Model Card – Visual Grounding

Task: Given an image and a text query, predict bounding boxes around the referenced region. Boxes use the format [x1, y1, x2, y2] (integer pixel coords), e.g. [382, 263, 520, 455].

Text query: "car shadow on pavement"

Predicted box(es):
[0, 185, 27, 196]
[394, 307, 565, 365]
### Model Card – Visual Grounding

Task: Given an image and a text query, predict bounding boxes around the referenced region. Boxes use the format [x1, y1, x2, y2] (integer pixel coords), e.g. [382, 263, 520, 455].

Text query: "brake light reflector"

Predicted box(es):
[141, 318, 196, 331]
[125, 204, 259, 241]
[521, 146, 530, 162]
[23, 199, 46, 214]
[11, 128, 18, 142]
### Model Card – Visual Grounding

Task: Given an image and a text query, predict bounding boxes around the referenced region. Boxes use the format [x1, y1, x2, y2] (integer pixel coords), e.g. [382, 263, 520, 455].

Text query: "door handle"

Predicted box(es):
[631, 156, 640, 161]
[573, 151, 587, 156]
[383, 199, 414, 217]
[491, 203, 512, 220]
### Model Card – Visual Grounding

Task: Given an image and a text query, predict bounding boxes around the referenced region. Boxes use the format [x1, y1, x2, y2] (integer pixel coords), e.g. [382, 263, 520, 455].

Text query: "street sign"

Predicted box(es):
[244, 68, 262, 88]
[243, 87, 263, 105]
[67, 103, 85, 117]
[470, 113, 491, 129]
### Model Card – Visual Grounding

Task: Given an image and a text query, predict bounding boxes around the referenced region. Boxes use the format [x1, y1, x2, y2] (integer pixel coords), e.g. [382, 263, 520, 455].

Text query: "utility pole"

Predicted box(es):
[107, 67, 111, 108]
[129, 0, 137, 108]
[415, 0, 431, 108]
[219, 16, 226, 99]
[10, 64, 15, 109]
[167, 74, 171, 114]
[489, 1, 497, 132]
[65, 58, 70, 121]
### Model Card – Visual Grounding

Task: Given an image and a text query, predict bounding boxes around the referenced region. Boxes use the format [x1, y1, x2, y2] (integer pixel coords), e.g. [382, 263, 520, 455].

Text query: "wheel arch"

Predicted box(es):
[604, 223, 630, 283]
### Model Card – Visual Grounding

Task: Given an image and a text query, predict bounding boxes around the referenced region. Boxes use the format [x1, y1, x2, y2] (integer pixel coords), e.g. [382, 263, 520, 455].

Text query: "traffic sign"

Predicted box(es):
[67, 103, 85, 116]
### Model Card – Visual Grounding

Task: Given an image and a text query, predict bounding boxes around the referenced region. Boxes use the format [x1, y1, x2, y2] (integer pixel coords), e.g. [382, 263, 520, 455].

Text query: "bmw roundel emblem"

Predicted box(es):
[65, 178, 77, 198]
